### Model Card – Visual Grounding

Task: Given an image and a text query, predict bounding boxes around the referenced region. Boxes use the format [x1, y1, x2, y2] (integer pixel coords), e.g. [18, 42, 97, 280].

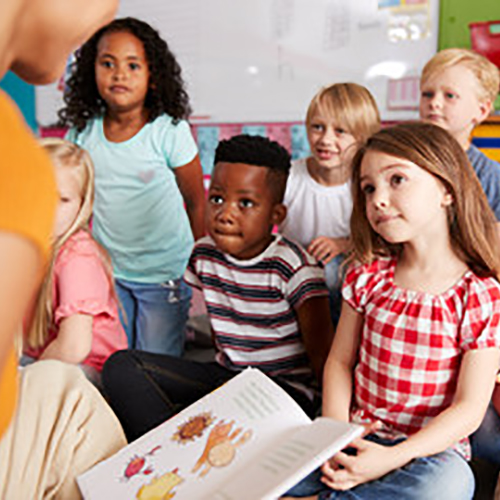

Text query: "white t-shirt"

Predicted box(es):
[279, 157, 352, 248]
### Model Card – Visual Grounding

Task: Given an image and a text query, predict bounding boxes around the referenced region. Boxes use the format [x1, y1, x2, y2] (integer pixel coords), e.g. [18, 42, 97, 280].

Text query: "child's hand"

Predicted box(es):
[320, 438, 402, 491]
[308, 237, 345, 265]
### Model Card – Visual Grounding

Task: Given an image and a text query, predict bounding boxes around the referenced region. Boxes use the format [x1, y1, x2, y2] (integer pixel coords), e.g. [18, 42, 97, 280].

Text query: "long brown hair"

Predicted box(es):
[350, 122, 500, 279]
[26, 138, 116, 348]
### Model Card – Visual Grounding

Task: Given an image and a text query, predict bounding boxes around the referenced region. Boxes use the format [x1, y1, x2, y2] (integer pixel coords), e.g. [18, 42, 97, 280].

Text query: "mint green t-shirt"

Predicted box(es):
[67, 115, 198, 283]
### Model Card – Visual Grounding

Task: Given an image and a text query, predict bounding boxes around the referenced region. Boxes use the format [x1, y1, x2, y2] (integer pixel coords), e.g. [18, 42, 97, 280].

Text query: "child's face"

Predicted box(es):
[207, 162, 286, 260]
[53, 167, 82, 240]
[360, 151, 452, 246]
[95, 31, 150, 114]
[307, 109, 357, 171]
[419, 65, 489, 149]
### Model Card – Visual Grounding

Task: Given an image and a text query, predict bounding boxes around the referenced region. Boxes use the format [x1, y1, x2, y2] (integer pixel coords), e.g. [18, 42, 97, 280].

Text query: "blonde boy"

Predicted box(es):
[420, 48, 500, 221]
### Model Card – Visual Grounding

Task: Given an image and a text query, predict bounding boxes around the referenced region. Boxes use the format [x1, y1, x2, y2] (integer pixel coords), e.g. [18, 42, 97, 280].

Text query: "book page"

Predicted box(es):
[214, 418, 363, 500]
[78, 368, 311, 500]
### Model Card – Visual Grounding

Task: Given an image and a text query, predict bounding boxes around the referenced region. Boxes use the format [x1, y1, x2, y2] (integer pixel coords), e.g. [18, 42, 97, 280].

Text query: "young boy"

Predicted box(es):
[103, 134, 334, 441]
[420, 48, 500, 222]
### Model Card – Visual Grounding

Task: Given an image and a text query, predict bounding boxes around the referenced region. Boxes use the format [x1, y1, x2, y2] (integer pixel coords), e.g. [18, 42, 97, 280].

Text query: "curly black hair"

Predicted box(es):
[214, 134, 291, 202]
[58, 17, 191, 132]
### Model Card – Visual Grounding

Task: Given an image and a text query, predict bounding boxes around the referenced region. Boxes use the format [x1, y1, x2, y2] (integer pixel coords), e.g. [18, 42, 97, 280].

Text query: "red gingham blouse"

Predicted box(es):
[343, 257, 500, 459]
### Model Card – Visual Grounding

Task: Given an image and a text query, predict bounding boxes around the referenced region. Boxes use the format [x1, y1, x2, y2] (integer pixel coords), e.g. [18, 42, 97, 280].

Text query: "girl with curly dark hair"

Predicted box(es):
[61, 17, 205, 357]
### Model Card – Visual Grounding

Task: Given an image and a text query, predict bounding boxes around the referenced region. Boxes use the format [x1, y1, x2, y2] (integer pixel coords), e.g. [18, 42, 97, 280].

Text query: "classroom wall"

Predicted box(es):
[5, 0, 500, 138]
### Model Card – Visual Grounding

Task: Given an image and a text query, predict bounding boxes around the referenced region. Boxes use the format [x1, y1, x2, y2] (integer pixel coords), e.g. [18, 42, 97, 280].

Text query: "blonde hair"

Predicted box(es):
[421, 48, 500, 105]
[27, 138, 115, 348]
[305, 83, 381, 143]
[350, 122, 500, 280]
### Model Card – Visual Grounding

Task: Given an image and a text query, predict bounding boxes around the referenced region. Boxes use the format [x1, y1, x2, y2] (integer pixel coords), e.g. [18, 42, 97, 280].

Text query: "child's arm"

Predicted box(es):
[40, 314, 93, 364]
[308, 236, 350, 265]
[321, 301, 363, 422]
[321, 346, 500, 491]
[295, 296, 335, 383]
[174, 155, 206, 240]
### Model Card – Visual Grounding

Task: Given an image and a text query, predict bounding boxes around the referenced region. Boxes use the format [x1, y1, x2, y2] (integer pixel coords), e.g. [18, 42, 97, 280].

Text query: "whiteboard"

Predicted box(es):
[36, 0, 439, 126]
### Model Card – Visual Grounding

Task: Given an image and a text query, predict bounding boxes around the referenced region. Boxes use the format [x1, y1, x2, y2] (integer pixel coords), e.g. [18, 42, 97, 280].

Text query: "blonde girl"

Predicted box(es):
[284, 122, 500, 500]
[23, 138, 127, 384]
[279, 83, 380, 327]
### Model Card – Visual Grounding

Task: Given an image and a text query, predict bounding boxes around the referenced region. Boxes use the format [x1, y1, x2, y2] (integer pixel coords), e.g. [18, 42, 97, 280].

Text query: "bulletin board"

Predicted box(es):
[35, 0, 439, 127]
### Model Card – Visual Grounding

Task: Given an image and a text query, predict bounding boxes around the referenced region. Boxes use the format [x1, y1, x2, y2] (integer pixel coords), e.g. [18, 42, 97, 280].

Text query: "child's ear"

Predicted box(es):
[442, 191, 453, 207]
[475, 99, 492, 125]
[272, 203, 287, 226]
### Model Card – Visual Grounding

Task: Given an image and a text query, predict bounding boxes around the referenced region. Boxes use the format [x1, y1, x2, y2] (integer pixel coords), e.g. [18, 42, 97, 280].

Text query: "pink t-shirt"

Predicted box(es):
[24, 229, 127, 371]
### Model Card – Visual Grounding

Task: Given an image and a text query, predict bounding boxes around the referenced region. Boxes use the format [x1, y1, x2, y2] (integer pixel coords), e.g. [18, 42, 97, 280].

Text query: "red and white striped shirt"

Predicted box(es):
[343, 257, 500, 459]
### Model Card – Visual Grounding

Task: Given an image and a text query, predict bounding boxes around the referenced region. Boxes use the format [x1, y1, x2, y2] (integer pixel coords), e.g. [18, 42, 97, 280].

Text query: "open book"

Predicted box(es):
[78, 368, 362, 500]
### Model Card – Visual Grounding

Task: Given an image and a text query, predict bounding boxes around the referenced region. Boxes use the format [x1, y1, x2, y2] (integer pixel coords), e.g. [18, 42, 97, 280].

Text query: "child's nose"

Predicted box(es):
[217, 202, 237, 223]
[429, 94, 442, 109]
[112, 65, 126, 80]
[372, 188, 389, 209]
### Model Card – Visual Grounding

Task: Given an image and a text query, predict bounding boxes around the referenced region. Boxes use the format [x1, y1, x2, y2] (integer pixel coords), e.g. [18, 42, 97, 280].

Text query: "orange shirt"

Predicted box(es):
[0, 91, 56, 438]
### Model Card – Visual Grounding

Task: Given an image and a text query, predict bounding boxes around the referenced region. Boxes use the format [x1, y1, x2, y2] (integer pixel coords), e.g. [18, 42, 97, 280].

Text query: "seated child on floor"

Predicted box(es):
[283, 122, 500, 500]
[103, 134, 334, 441]
[279, 83, 380, 328]
[22, 138, 127, 386]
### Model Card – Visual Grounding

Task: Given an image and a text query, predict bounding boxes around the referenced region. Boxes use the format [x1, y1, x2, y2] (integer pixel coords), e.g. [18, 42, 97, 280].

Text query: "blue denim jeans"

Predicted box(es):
[116, 277, 192, 357]
[285, 435, 474, 500]
[323, 253, 346, 330]
[470, 403, 500, 465]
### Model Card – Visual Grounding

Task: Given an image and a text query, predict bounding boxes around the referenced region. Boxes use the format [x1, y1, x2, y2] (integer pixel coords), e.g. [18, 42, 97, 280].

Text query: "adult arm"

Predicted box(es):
[175, 154, 206, 241]
[0, 233, 42, 378]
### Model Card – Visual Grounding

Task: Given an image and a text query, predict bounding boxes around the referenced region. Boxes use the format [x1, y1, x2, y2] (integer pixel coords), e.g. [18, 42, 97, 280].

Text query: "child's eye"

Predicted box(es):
[361, 183, 375, 195]
[390, 174, 405, 186]
[209, 195, 224, 205]
[421, 90, 433, 99]
[60, 196, 71, 203]
[100, 60, 113, 69]
[239, 199, 255, 209]
[310, 123, 325, 132]
[129, 62, 140, 70]
[445, 92, 457, 100]
[335, 127, 346, 135]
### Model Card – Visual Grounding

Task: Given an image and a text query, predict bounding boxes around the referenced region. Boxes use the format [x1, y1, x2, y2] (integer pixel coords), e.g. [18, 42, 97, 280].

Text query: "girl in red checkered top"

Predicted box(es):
[284, 122, 500, 500]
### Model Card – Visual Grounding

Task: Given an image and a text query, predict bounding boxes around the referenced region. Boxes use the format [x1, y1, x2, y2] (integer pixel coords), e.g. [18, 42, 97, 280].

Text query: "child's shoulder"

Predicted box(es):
[345, 256, 394, 286]
[462, 271, 500, 303]
[467, 145, 500, 174]
[57, 230, 101, 264]
[275, 235, 319, 267]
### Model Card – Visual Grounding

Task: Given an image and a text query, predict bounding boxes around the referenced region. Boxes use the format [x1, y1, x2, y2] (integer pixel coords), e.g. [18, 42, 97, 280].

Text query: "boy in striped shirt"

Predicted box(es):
[103, 134, 334, 441]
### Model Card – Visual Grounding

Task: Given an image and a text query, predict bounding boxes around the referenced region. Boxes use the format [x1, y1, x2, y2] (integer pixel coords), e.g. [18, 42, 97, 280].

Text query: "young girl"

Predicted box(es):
[59, 17, 205, 356]
[23, 138, 127, 385]
[284, 122, 500, 500]
[279, 83, 380, 328]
